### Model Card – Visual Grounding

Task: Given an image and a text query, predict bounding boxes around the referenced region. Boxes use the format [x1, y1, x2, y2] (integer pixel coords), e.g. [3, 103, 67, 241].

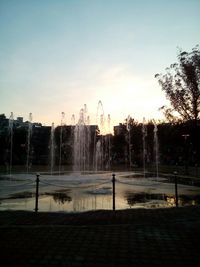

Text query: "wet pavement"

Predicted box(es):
[0, 206, 200, 266]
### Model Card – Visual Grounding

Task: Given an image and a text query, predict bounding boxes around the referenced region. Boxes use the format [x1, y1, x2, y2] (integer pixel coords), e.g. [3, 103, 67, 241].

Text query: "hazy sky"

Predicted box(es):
[0, 0, 199, 130]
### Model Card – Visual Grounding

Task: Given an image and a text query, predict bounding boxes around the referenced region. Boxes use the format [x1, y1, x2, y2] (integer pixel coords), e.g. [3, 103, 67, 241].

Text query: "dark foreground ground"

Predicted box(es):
[0, 206, 200, 267]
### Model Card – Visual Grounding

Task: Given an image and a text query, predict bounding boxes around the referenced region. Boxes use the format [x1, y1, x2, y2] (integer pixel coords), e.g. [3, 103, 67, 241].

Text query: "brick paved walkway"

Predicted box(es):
[0, 206, 200, 266]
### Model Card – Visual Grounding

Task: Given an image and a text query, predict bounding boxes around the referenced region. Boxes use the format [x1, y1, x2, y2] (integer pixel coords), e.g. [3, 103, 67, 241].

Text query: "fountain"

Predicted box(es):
[73, 104, 92, 171]
[93, 101, 105, 171]
[95, 139, 102, 171]
[126, 115, 132, 169]
[50, 123, 55, 175]
[1, 106, 200, 213]
[71, 114, 75, 125]
[153, 121, 159, 179]
[59, 112, 65, 174]
[142, 117, 147, 178]
[26, 113, 32, 173]
[106, 114, 111, 170]
[72, 101, 112, 172]
[8, 112, 14, 176]
[94, 103, 112, 171]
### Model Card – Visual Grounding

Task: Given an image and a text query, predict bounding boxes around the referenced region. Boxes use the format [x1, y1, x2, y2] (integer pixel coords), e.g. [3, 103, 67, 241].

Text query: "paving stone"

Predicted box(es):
[0, 206, 200, 266]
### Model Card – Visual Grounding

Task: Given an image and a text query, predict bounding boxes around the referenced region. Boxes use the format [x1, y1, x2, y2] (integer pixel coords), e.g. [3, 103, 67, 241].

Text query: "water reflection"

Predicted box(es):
[164, 194, 200, 206]
[178, 195, 200, 206]
[1, 171, 200, 212]
[125, 191, 165, 206]
[11, 191, 35, 199]
[125, 191, 200, 207]
[46, 192, 72, 204]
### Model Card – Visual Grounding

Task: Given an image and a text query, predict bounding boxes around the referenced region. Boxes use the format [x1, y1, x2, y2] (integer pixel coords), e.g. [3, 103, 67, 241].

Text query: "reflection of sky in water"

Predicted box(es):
[0, 172, 200, 212]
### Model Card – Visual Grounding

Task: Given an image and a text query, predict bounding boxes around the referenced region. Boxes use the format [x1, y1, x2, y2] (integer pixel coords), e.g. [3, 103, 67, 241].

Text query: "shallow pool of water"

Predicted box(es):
[0, 172, 200, 212]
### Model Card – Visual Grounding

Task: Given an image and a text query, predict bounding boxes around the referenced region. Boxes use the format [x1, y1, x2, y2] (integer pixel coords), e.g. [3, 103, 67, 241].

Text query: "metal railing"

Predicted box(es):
[32, 172, 195, 212]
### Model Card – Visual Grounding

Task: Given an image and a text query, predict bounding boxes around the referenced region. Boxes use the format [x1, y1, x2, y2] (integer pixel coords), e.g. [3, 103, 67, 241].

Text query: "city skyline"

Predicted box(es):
[0, 0, 199, 130]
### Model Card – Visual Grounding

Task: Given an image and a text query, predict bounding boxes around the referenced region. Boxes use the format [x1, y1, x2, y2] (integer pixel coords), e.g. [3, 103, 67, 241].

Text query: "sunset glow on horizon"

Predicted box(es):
[0, 0, 199, 131]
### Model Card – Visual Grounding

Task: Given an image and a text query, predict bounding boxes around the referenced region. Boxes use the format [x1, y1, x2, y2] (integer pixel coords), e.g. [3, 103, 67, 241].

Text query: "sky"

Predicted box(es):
[0, 0, 199, 132]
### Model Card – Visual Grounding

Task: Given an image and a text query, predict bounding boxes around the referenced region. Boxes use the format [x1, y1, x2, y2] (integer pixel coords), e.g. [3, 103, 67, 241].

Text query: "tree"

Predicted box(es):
[155, 45, 200, 124]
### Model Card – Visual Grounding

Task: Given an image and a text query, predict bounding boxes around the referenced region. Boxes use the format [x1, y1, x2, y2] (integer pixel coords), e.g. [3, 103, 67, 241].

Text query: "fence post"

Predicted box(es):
[35, 173, 40, 212]
[174, 171, 178, 207]
[112, 173, 116, 211]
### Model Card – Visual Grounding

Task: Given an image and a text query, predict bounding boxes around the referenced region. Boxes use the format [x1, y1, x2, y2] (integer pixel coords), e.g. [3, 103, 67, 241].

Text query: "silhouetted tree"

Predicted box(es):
[155, 45, 200, 124]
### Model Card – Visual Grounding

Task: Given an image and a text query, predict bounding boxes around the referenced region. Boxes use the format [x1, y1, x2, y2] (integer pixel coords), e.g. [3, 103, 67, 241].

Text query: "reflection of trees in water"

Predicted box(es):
[125, 191, 200, 207]
[164, 194, 200, 206]
[178, 195, 200, 206]
[50, 192, 72, 204]
[125, 192, 164, 206]
[11, 191, 34, 199]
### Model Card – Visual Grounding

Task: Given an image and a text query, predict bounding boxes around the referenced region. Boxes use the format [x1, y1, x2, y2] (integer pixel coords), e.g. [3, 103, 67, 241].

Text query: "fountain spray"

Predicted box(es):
[8, 112, 14, 176]
[26, 113, 33, 173]
[59, 112, 65, 175]
[142, 117, 147, 178]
